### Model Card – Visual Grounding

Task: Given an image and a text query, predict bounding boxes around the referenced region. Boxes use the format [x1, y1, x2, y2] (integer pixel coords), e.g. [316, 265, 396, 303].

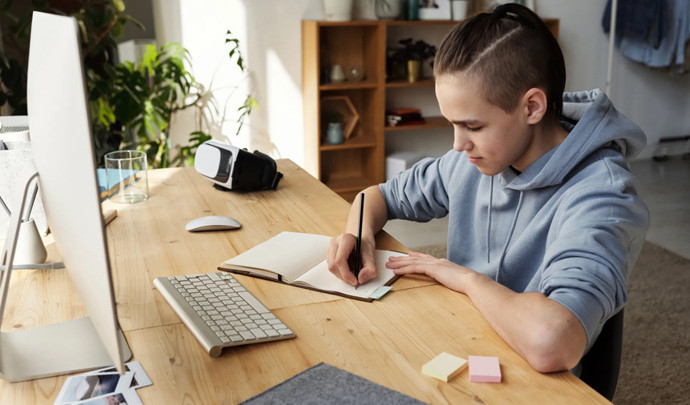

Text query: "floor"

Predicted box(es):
[383, 157, 690, 260]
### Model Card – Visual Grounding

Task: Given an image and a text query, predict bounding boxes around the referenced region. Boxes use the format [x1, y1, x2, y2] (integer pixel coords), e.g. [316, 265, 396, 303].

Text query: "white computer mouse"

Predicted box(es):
[185, 216, 241, 232]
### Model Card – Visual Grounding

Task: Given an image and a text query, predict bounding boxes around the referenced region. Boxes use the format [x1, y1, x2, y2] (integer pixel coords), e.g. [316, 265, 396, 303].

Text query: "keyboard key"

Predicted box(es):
[251, 328, 268, 339]
[239, 331, 256, 340]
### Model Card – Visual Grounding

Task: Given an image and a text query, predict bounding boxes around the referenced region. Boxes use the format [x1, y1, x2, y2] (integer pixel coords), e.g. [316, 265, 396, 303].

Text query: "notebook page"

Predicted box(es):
[223, 232, 330, 282]
[294, 250, 406, 299]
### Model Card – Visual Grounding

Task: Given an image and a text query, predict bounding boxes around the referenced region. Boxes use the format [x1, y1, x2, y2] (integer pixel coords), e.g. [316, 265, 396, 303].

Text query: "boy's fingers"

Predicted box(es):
[328, 235, 358, 285]
[357, 250, 378, 284]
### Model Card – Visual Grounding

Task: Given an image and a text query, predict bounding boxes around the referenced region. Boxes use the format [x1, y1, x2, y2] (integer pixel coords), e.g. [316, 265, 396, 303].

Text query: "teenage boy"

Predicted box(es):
[327, 4, 649, 373]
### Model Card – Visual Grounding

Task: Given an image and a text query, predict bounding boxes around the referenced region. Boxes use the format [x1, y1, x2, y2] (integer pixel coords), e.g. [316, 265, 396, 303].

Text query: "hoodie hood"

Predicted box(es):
[500, 89, 647, 191]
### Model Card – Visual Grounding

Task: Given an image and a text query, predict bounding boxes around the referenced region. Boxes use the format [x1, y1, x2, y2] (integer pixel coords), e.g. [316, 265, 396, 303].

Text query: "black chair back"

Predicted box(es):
[579, 309, 625, 401]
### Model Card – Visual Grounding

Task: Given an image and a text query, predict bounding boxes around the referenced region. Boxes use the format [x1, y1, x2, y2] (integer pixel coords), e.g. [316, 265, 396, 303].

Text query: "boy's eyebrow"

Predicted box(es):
[442, 115, 481, 125]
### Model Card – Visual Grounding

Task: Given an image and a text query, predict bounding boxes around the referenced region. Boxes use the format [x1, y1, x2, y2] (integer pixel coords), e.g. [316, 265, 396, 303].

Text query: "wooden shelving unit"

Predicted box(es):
[302, 20, 387, 202]
[302, 19, 558, 202]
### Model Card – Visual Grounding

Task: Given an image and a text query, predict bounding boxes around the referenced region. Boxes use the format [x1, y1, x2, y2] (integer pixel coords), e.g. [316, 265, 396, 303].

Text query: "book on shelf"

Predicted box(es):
[219, 231, 406, 302]
[386, 108, 426, 127]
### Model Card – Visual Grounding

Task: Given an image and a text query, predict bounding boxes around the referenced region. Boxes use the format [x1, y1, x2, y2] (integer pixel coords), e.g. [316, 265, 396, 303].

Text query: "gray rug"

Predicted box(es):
[414, 241, 690, 404]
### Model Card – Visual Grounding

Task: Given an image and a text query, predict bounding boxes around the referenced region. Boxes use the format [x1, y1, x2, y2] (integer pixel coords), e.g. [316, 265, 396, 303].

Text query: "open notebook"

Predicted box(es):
[219, 231, 406, 301]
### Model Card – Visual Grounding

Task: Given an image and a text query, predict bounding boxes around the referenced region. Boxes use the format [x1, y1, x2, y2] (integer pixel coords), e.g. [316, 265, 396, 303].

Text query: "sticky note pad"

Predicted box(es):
[468, 355, 502, 383]
[421, 352, 468, 382]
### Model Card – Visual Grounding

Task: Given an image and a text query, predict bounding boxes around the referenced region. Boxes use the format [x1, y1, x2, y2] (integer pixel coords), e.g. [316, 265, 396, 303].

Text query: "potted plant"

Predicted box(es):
[88, 42, 199, 168]
[89, 30, 256, 169]
[387, 38, 437, 82]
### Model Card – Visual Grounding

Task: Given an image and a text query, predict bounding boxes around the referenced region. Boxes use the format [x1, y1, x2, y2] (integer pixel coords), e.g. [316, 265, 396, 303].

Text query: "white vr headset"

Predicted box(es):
[194, 140, 283, 191]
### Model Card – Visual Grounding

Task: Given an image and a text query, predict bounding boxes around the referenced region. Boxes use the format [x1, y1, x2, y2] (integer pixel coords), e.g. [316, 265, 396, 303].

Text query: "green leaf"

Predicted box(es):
[111, 0, 126, 13]
[140, 44, 158, 77]
[225, 30, 245, 72]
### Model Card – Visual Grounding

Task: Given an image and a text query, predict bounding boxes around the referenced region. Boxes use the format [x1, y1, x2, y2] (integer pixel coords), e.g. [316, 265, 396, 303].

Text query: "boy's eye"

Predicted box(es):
[466, 126, 481, 132]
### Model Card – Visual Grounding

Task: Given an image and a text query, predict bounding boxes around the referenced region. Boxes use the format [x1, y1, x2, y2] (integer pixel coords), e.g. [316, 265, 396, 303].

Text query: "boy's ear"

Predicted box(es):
[522, 88, 548, 124]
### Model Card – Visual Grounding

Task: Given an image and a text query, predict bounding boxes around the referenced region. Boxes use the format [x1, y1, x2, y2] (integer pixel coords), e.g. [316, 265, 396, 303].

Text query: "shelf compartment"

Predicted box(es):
[321, 96, 359, 140]
[320, 148, 378, 193]
[385, 116, 450, 131]
[319, 89, 380, 147]
[319, 25, 380, 86]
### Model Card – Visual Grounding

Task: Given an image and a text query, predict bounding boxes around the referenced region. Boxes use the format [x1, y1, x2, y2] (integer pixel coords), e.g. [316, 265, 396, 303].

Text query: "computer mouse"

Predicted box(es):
[185, 216, 242, 232]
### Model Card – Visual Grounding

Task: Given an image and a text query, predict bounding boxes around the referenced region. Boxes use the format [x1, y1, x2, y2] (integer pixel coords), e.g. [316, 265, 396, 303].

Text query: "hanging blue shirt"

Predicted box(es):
[616, 0, 690, 68]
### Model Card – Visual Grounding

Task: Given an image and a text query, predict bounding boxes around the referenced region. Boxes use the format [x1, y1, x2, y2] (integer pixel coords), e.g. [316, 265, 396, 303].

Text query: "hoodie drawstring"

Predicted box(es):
[486, 176, 494, 263]
[495, 190, 524, 283]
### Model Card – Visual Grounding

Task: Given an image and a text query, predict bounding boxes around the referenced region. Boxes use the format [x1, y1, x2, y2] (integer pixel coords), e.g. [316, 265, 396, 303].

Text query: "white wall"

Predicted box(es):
[150, 0, 690, 167]
[152, 0, 321, 164]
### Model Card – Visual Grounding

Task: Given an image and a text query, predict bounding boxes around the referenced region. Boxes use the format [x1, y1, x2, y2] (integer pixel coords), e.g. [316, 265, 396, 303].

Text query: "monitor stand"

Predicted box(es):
[0, 318, 132, 382]
[0, 173, 132, 382]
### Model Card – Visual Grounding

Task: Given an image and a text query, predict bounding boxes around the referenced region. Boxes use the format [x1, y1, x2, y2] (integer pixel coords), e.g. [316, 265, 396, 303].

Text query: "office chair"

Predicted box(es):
[579, 309, 625, 401]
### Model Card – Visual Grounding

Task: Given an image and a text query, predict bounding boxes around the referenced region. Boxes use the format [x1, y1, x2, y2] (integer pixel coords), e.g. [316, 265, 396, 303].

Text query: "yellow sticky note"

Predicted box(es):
[421, 352, 468, 382]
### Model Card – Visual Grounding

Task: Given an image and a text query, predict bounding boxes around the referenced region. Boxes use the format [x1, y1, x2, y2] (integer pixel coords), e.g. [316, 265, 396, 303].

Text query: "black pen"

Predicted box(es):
[353, 192, 364, 288]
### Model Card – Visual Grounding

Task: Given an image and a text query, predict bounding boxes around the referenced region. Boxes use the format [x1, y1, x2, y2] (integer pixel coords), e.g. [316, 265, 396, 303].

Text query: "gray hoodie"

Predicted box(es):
[380, 89, 650, 349]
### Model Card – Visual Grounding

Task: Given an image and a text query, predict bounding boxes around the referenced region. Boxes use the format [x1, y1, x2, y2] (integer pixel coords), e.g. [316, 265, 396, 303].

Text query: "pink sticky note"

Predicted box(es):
[468, 355, 502, 383]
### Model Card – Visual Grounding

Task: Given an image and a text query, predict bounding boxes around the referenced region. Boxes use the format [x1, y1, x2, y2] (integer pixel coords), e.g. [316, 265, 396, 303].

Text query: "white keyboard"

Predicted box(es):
[154, 272, 295, 357]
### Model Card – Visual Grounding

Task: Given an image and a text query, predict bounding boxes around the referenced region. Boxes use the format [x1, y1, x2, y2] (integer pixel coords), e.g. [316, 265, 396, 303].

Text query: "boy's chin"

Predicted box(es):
[474, 165, 503, 176]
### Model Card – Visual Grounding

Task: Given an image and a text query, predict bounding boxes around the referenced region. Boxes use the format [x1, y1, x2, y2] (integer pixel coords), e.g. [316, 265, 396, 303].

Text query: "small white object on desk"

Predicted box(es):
[185, 215, 241, 232]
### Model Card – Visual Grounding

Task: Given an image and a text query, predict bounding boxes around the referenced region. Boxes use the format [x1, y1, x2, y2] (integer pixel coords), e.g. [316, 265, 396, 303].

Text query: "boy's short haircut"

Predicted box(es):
[434, 4, 566, 120]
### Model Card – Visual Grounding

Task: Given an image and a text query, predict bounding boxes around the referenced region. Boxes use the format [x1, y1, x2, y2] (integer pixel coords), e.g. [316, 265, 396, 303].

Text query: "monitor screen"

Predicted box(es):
[0, 11, 131, 382]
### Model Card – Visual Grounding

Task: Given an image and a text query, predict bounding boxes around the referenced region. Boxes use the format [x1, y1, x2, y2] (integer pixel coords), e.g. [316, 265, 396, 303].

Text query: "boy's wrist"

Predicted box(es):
[463, 269, 491, 297]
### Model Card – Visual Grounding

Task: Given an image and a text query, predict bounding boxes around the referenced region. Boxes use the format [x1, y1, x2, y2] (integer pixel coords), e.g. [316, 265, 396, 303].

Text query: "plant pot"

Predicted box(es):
[407, 60, 421, 83]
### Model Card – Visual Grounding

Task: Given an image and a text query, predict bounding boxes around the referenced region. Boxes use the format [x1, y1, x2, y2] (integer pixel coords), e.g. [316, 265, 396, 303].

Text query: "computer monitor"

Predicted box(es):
[0, 11, 131, 382]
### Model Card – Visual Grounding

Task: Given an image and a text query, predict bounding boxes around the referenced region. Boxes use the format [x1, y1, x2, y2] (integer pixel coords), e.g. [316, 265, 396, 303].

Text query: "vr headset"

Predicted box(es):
[194, 140, 283, 191]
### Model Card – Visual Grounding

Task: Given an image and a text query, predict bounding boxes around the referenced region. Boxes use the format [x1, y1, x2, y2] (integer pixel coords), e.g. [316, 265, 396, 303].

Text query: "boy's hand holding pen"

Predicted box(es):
[327, 192, 378, 287]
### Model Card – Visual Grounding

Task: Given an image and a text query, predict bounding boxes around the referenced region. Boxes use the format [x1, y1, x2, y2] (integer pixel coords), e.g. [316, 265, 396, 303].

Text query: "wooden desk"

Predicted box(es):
[0, 160, 609, 404]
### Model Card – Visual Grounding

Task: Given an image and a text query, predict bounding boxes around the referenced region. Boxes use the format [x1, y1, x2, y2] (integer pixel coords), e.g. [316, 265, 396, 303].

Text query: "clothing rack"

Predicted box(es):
[606, 0, 618, 96]
[604, 0, 690, 159]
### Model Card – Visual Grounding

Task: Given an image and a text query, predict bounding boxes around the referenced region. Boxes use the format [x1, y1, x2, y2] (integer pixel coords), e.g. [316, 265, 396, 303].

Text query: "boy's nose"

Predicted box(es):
[453, 129, 472, 152]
